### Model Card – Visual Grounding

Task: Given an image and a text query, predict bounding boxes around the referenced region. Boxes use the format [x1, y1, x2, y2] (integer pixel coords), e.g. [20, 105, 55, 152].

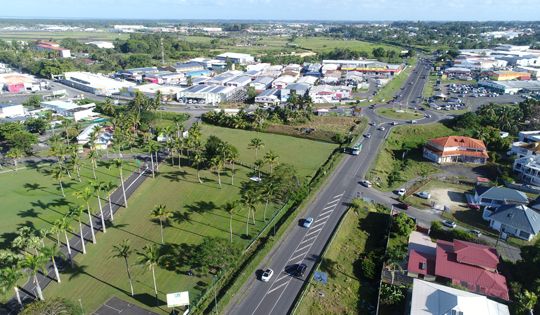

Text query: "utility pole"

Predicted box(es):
[160, 36, 165, 65]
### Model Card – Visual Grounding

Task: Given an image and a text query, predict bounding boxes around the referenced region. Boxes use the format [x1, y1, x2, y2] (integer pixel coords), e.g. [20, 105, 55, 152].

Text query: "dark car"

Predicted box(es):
[294, 263, 307, 278]
[395, 203, 409, 210]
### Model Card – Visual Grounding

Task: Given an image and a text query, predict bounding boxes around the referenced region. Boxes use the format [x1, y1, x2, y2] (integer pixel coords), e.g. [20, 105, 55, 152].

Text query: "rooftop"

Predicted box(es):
[475, 185, 529, 204]
[489, 204, 540, 236]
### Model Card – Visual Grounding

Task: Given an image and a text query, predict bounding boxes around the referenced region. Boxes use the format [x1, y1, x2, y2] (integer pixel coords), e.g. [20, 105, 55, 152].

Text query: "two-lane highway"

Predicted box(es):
[225, 59, 439, 315]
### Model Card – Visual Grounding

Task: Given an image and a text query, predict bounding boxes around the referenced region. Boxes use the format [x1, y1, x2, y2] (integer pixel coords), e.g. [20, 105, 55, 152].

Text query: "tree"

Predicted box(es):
[264, 151, 279, 175]
[241, 184, 261, 237]
[223, 144, 239, 185]
[23, 94, 42, 109]
[113, 159, 128, 207]
[0, 267, 23, 306]
[74, 186, 97, 244]
[20, 298, 82, 315]
[51, 164, 66, 197]
[192, 150, 205, 184]
[54, 216, 73, 266]
[223, 201, 238, 243]
[372, 47, 386, 58]
[68, 205, 87, 255]
[40, 244, 62, 283]
[248, 138, 264, 160]
[516, 289, 538, 315]
[392, 213, 416, 237]
[6, 148, 24, 171]
[87, 147, 100, 179]
[103, 181, 116, 222]
[22, 253, 47, 300]
[137, 244, 161, 299]
[379, 283, 405, 305]
[150, 204, 172, 244]
[90, 180, 108, 233]
[111, 239, 135, 296]
[384, 259, 404, 285]
[210, 156, 224, 188]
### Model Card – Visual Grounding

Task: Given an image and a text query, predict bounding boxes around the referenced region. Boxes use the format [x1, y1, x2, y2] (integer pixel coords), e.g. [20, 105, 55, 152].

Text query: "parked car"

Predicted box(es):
[303, 217, 314, 228]
[369, 122, 376, 126]
[442, 220, 457, 228]
[469, 229, 482, 237]
[391, 121, 398, 125]
[261, 268, 274, 282]
[360, 180, 372, 188]
[364, 133, 372, 139]
[396, 203, 409, 210]
[294, 263, 307, 278]
[378, 126, 386, 131]
[410, 120, 417, 124]
[416, 191, 431, 199]
[397, 188, 406, 196]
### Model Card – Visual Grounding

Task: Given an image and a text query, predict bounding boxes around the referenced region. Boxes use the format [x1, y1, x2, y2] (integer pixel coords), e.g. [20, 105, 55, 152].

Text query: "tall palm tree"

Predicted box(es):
[113, 158, 128, 207]
[150, 204, 172, 244]
[384, 260, 404, 285]
[264, 151, 279, 175]
[254, 159, 264, 179]
[146, 140, 157, 178]
[103, 181, 116, 222]
[0, 267, 24, 306]
[88, 147, 100, 179]
[68, 205, 87, 255]
[70, 152, 83, 182]
[192, 150, 204, 184]
[40, 244, 62, 283]
[241, 188, 260, 237]
[111, 239, 135, 296]
[90, 180, 108, 233]
[54, 216, 73, 266]
[223, 144, 239, 185]
[172, 116, 184, 139]
[51, 164, 66, 197]
[22, 253, 47, 300]
[74, 186, 97, 244]
[248, 138, 264, 160]
[137, 244, 161, 299]
[210, 156, 224, 188]
[262, 181, 276, 222]
[223, 201, 238, 243]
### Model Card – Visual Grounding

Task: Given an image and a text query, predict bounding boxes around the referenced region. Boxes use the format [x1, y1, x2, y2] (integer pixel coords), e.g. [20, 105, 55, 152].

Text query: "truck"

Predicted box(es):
[350, 142, 363, 155]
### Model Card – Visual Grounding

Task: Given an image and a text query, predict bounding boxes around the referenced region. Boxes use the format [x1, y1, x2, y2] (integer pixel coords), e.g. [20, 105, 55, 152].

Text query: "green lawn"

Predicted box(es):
[0, 31, 128, 42]
[375, 108, 424, 120]
[368, 123, 456, 191]
[293, 37, 400, 55]
[0, 160, 138, 248]
[422, 74, 438, 98]
[35, 125, 336, 313]
[296, 203, 389, 315]
[369, 58, 417, 105]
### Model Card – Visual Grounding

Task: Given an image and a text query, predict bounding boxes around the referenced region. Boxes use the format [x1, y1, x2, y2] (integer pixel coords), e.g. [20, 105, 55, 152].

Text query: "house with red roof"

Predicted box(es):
[407, 235, 509, 301]
[423, 136, 489, 164]
[35, 41, 71, 58]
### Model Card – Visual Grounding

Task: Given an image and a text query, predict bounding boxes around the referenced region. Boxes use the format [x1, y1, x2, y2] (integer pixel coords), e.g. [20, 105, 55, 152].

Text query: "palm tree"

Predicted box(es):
[40, 244, 62, 283]
[517, 289, 538, 315]
[68, 205, 87, 255]
[111, 239, 135, 296]
[384, 260, 404, 285]
[223, 201, 238, 243]
[223, 144, 239, 185]
[103, 181, 116, 222]
[264, 151, 279, 175]
[192, 150, 204, 184]
[54, 216, 73, 266]
[51, 164, 66, 197]
[248, 138, 264, 160]
[241, 188, 260, 237]
[22, 253, 47, 300]
[69, 152, 83, 182]
[151, 204, 172, 244]
[210, 156, 224, 188]
[6, 148, 23, 171]
[113, 158, 128, 207]
[137, 244, 161, 299]
[172, 116, 184, 139]
[74, 186, 97, 244]
[0, 267, 24, 306]
[88, 148, 100, 179]
[262, 181, 277, 222]
[254, 159, 264, 179]
[146, 140, 157, 178]
[90, 180, 107, 233]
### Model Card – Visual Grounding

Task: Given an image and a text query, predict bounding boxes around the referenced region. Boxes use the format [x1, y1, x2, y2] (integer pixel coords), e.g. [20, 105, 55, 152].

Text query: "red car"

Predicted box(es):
[468, 203, 480, 210]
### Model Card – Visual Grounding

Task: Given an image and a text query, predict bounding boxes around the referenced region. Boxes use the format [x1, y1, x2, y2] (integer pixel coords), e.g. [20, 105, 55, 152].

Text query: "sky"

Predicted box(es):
[2, 0, 540, 21]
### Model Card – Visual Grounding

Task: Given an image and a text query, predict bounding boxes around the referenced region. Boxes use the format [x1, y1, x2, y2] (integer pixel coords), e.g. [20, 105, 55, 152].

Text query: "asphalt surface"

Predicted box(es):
[93, 297, 159, 315]
[225, 59, 443, 315]
[5, 158, 158, 314]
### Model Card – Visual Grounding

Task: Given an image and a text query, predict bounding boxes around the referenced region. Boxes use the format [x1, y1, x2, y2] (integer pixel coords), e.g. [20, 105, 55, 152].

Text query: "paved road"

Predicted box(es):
[5, 156, 159, 313]
[224, 59, 442, 315]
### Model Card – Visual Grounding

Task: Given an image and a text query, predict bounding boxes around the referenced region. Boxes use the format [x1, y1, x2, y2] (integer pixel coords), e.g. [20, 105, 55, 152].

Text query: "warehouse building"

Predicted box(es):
[62, 72, 136, 96]
[177, 85, 240, 105]
[255, 89, 280, 105]
[216, 52, 255, 65]
[250, 76, 274, 92]
[0, 104, 25, 118]
[41, 100, 98, 121]
[478, 80, 540, 94]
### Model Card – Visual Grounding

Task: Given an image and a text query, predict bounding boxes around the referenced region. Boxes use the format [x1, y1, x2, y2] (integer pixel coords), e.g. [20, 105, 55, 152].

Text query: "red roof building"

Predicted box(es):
[35, 41, 71, 58]
[423, 136, 489, 164]
[407, 237, 509, 301]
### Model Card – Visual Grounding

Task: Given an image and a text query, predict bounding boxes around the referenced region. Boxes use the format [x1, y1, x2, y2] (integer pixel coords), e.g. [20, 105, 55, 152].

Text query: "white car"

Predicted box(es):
[397, 188, 406, 196]
[442, 220, 457, 229]
[360, 180, 372, 188]
[416, 191, 431, 199]
[261, 268, 274, 282]
[378, 126, 386, 131]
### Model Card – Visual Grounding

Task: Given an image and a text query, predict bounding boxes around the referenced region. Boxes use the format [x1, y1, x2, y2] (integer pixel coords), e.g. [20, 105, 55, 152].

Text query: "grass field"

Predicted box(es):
[368, 123, 456, 191]
[35, 124, 337, 313]
[374, 108, 424, 121]
[369, 58, 417, 105]
[0, 31, 128, 42]
[293, 37, 400, 55]
[296, 204, 389, 315]
[0, 160, 139, 249]
[423, 74, 438, 98]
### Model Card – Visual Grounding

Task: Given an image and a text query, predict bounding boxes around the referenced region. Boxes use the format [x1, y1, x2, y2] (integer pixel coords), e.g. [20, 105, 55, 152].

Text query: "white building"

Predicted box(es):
[177, 85, 238, 105]
[509, 141, 540, 158]
[272, 75, 296, 89]
[410, 279, 509, 315]
[128, 84, 185, 101]
[41, 100, 98, 121]
[85, 41, 114, 49]
[519, 130, 540, 143]
[514, 155, 540, 186]
[478, 80, 540, 94]
[309, 85, 353, 103]
[62, 72, 136, 96]
[255, 89, 280, 106]
[216, 52, 255, 65]
[0, 103, 25, 118]
[250, 77, 274, 92]
[76, 123, 112, 150]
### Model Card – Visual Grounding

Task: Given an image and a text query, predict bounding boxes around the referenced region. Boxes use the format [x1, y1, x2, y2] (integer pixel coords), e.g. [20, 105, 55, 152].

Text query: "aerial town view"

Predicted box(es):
[0, 1, 540, 315]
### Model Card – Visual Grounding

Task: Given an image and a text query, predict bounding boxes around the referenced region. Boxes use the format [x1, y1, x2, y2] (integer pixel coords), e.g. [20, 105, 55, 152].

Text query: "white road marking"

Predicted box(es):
[294, 243, 313, 255]
[288, 251, 309, 263]
[318, 208, 335, 217]
[317, 212, 332, 222]
[299, 235, 318, 246]
[267, 281, 289, 295]
[331, 193, 344, 200]
[305, 227, 323, 238]
[309, 220, 327, 230]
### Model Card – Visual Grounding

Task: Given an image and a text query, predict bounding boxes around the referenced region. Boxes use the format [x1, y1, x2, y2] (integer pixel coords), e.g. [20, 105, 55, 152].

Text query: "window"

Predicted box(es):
[419, 262, 426, 270]
[519, 230, 531, 239]
[451, 311, 464, 315]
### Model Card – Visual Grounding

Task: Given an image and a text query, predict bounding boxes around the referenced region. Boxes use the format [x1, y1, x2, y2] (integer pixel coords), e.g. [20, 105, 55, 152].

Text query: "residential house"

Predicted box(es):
[309, 85, 352, 103]
[76, 123, 112, 150]
[35, 41, 71, 58]
[280, 83, 311, 102]
[410, 279, 510, 315]
[255, 89, 280, 106]
[0, 103, 25, 118]
[518, 130, 540, 143]
[407, 231, 437, 281]
[272, 75, 296, 89]
[509, 141, 540, 158]
[250, 76, 274, 92]
[474, 185, 529, 207]
[423, 136, 489, 164]
[484, 204, 540, 241]
[513, 155, 540, 185]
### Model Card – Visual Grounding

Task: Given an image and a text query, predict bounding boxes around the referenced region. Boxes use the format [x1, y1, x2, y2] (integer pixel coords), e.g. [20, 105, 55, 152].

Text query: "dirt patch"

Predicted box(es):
[429, 187, 467, 210]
